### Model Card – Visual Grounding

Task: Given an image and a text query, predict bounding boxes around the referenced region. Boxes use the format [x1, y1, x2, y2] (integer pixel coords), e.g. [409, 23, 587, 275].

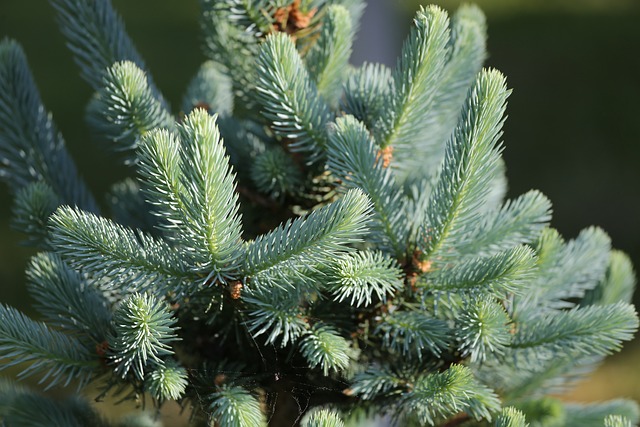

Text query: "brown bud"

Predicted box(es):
[412, 249, 432, 273]
[229, 281, 243, 299]
[406, 272, 419, 292]
[376, 145, 394, 168]
[415, 259, 432, 274]
[273, 5, 290, 30]
[272, 0, 317, 35]
[214, 374, 226, 386]
[290, 1, 317, 29]
[193, 101, 211, 112]
[95, 340, 109, 357]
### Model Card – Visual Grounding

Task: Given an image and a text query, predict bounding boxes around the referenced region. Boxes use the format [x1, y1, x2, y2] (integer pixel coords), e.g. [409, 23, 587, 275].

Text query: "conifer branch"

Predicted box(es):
[326, 250, 403, 307]
[0, 382, 109, 427]
[256, 32, 332, 161]
[208, 385, 266, 427]
[563, 400, 640, 427]
[243, 289, 308, 347]
[325, 0, 365, 33]
[327, 115, 407, 258]
[177, 110, 244, 280]
[376, 6, 450, 150]
[342, 62, 392, 132]
[205, 0, 274, 40]
[519, 227, 611, 312]
[0, 39, 97, 211]
[422, 245, 537, 296]
[0, 2, 637, 424]
[50, 0, 163, 101]
[399, 364, 500, 425]
[11, 182, 60, 247]
[87, 61, 173, 159]
[200, 2, 262, 117]
[0, 304, 98, 389]
[138, 110, 244, 282]
[583, 250, 636, 306]
[136, 129, 185, 227]
[478, 353, 597, 402]
[494, 407, 528, 427]
[300, 324, 351, 375]
[456, 297, 511, 363]
[109, 292, 179, 380]
[306, 5, 353, 108]
[303, 408, 345, 427]
[243, 189, 372, 285]
[378, 311, 451, 358]
[250, 145, 304, 199]
[182, 60, 234, 116]
[419, 69, 509, 263]
[145, 358, 189, 403]
[511, 302, 639, 357]
[605, 415, 634, 427]
[396, 5, 487, 177]
[49, 206, 193, 294]
[26, 252, 112, 344]
[456, 190, 552, 258]
[349, 367, 405, 400]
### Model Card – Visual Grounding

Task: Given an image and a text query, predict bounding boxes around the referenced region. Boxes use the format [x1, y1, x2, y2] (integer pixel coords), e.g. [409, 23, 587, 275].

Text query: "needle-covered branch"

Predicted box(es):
[0, 40, 97, 211]
[255, 32, 332, 161]
[49, 206, 194, 294]
[243, 189, 372, 286]
[419, 69, 509, 264]
[138, 110, 244, 283]
[51, 0, 161, 99]
[0, 1, 637, 425]
[0, 305, 98, 389]
[87, 61, 173, 159]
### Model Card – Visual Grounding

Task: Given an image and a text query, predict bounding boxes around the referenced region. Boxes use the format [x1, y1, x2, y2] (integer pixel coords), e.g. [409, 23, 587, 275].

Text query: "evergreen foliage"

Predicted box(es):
[0, 0, 637, 426]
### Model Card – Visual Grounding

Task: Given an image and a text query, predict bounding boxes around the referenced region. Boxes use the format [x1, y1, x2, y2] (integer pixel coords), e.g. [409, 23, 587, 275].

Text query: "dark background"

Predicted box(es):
[1, 0, 639, 405]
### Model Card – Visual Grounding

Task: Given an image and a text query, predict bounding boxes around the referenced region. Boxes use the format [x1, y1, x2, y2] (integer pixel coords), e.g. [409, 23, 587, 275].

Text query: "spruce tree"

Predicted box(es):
[0, 1, 638, 426]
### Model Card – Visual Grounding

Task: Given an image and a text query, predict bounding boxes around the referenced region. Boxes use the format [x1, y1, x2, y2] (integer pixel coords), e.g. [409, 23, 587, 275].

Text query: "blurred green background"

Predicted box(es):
[0, 0, 639, 416]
